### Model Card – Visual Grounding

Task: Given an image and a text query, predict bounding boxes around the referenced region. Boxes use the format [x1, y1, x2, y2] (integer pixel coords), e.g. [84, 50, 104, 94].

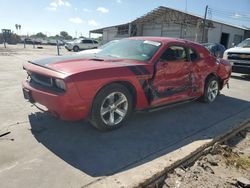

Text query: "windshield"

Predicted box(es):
[99, 40, 119, 49]
[237, 39, 250, 47]
[96, 39, 161, 61]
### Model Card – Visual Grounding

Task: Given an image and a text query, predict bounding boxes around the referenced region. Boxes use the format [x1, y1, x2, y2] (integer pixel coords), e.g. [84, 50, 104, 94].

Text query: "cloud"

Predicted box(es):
[83, 8, 92, 12]
[50, 2, 58, 7]
[231, 13, 242, 19]
[96, 7, 109, 13]
[46, 0, 71, 11]
[69, 17, 84, 24]
[46, 6, 57, 11]
[88, 20, 98, 26]
[116, 0, 122, 3]
[57, 0, 71, 7]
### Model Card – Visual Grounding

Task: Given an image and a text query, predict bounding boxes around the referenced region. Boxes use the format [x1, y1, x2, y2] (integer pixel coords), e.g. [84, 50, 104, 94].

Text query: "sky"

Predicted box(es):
[0, 0, 249, 38]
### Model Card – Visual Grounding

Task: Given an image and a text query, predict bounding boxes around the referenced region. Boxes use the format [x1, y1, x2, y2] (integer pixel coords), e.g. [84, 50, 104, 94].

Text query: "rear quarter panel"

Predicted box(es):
[189, 44, 221, 95]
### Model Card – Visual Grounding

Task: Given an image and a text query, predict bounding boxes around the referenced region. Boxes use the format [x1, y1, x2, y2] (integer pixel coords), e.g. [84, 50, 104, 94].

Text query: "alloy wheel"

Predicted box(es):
[207, 80, 219, 102]
[100, 92, 128, 126]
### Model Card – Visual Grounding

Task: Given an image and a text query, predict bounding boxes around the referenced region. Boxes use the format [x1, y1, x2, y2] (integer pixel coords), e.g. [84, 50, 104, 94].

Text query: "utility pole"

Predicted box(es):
[185, 0, 187, 12]
[201, 5, 208, 43]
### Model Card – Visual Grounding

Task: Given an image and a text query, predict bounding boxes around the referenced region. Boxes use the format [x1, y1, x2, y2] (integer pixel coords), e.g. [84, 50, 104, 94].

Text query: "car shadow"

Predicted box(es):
[28, 95, 250, 177]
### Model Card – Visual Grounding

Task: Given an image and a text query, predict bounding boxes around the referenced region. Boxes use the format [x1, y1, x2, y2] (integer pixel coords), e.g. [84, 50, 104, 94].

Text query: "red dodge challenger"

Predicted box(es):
[22, 37, 232, 131]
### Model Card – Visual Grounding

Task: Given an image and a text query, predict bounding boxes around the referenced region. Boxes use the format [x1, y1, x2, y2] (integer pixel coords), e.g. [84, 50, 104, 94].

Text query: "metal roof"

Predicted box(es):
[90, 6, 248, 34]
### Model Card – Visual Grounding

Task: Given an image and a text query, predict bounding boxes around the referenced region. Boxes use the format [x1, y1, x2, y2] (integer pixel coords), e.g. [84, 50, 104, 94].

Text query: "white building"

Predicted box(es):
[90, 6, 249, 48]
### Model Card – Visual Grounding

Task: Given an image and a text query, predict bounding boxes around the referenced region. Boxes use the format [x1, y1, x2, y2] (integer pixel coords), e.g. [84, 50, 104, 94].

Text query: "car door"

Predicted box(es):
[151, 45, 192, 106]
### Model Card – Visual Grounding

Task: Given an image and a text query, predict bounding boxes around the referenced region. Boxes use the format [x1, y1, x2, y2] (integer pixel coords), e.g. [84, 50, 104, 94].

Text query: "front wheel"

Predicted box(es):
[201, 76, 219, 103]
[90, 84, 133, 131]
[73, 46, 80, 52]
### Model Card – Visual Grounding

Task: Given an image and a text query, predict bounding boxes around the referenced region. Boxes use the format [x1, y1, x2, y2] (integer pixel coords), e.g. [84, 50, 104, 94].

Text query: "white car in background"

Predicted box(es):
[77, 40, 119, 54]
[223, 38, 250, 74]
[65, 38, 99, 52]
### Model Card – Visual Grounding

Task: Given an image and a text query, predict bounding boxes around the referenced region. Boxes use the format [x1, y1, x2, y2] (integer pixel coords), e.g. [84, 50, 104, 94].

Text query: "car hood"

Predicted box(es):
[77, 49, 101, 54]
[29, 54, 147, 75]
[225, 47, 250, 53]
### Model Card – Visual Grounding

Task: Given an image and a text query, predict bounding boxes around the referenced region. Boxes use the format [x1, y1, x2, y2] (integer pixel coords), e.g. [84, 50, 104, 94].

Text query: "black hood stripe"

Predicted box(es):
[30, 54, 96, 66]
[28, 61, 67, 74]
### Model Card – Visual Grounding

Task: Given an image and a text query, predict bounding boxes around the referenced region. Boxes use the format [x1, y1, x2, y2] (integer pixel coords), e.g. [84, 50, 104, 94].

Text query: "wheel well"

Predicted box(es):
[93, 81, 137, 110]
[205, 73, 223, 89]
[111, 81, 137, 109]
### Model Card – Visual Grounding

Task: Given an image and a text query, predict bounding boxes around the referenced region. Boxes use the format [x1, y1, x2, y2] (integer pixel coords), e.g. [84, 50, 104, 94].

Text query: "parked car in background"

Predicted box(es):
[24, 38, 42, 45]
[47, 39, 64, 46]
[202, 43, 226, 58]
[77, 40, 119, 54]
[223, 38, 250, 74]
[65, 38, 99, 52]
[22, 37, 231, 131]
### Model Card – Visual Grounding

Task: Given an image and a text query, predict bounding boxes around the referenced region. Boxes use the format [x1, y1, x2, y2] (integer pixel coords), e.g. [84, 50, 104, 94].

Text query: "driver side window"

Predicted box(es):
[160, 46, 187, 61]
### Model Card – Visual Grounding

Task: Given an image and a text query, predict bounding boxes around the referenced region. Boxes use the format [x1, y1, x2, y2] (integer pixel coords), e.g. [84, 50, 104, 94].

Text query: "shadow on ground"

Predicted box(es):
[28, 95, 250, 177]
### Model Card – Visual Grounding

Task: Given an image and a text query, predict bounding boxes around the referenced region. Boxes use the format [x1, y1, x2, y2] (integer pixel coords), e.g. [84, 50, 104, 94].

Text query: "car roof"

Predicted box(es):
[129, 36, 200, 45]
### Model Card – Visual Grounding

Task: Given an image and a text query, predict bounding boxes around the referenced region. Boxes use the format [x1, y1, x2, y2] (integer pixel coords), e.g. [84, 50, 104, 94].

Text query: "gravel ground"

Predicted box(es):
[161, 125, 250, 188]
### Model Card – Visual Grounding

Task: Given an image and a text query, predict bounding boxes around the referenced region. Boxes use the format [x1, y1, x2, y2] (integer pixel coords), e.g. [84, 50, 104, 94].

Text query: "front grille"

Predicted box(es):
[27, 71, 65, 93]
[234, 62, 250, 67]
[228, 52, 250, 61]
[30, 72, 53, 88]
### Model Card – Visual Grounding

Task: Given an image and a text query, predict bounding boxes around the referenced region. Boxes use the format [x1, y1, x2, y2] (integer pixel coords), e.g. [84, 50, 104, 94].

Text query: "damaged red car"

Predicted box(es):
[22, 37, 232, 131]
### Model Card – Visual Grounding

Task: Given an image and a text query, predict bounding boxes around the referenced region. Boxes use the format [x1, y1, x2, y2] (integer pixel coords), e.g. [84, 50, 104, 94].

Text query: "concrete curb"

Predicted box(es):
[144, 118, 250, 188]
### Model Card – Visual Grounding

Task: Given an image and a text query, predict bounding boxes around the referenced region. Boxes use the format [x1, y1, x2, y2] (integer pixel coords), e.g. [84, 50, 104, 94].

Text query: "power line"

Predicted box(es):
[208, 5, 250, 15]
[207, 7, 250, 22]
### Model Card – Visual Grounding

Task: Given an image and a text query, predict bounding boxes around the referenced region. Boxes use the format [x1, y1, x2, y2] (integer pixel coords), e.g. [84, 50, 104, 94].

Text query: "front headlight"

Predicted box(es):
[54, 79, 66, 91]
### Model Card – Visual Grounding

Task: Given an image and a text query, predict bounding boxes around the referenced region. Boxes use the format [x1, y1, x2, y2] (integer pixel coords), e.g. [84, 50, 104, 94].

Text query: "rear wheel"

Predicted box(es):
[90, 84, 133, 131]
[201, 76, 219, 103]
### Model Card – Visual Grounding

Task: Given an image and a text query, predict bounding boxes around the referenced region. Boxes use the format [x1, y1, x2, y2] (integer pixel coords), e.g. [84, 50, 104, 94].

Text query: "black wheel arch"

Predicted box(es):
[205, 72, 223, 90]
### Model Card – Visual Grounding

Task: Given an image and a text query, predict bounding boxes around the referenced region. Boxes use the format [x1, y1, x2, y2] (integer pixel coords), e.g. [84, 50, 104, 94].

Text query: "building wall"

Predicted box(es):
[140, 12, 203, 42]
[102, 27, 129, 43]
[208, 22, 244, 48]
[99, 11, 245, 46]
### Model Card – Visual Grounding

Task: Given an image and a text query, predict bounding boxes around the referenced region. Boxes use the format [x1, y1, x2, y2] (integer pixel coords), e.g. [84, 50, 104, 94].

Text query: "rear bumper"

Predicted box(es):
[22, 80, 90, 121]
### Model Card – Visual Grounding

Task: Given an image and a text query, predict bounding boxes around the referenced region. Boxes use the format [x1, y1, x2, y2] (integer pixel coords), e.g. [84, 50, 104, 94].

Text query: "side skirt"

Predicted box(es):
[137, 97, 199, 113]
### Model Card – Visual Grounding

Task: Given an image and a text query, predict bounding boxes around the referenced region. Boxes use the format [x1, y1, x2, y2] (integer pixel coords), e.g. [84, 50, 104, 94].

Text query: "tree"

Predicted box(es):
[32, 32, 47, 38]
[60, 31, 72, 40]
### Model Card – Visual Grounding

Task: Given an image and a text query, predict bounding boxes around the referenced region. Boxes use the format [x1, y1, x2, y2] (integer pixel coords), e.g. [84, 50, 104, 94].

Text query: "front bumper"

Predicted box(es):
[65, 45, 73, 50]
[22, 80, 90, 121]
[228, 60, 250, 74]
[232, 65, 250, 74]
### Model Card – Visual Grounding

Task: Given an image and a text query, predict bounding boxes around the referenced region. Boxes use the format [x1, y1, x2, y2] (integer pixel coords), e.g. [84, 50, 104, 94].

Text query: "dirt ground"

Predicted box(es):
[161, 125, 250, 188]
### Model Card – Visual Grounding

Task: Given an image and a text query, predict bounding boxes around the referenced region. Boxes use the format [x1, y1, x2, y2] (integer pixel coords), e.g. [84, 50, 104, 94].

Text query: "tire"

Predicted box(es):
[73, 46, 80, 52]
[200, 76, 219, 103]
[90, 84, 133, 131]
